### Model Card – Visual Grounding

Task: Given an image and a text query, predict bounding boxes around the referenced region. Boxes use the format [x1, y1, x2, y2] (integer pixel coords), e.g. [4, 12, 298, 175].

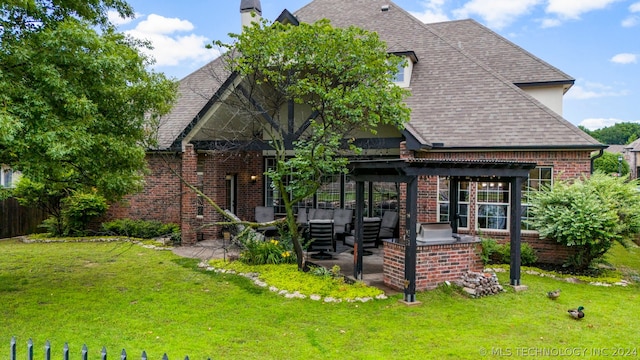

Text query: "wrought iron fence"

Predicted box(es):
[10, 337, 210, 360]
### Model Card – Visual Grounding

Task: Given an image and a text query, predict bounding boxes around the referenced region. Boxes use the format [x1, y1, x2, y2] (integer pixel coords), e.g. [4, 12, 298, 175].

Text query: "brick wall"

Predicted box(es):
[104, 147, 265, 244]
[103, 153, 182, 224]
[384, 241, 483, 291]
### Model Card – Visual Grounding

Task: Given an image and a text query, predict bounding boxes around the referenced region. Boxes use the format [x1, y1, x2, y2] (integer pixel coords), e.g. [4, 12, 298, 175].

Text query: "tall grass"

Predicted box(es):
[1, 239, 638, 359]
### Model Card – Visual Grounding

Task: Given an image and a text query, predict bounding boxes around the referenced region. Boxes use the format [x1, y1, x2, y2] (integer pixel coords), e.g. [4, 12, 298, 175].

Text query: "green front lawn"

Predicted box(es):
[1, 239, 638, 359]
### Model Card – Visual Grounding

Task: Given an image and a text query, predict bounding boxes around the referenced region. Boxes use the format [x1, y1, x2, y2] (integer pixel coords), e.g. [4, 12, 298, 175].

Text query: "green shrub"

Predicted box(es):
[62, 192, 109, 236]
[480, 237, 538, 266]
[480, 238, 499, 265]
[101, 219, 180, 241]
[527, 172, 640, 270]
[497, 242, 538, 266]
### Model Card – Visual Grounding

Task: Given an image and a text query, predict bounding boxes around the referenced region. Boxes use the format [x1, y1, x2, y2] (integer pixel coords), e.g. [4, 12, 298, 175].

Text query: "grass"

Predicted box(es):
[1, 239, 639, 359]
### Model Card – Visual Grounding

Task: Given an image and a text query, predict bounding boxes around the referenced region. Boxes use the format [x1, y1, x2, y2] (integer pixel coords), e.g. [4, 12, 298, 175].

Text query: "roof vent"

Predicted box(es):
[381, 5, 390, 12]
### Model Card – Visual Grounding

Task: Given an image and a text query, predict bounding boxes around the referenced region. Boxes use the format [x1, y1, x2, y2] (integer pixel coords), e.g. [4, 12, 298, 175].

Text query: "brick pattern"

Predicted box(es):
[102, 153, 182, 224]
[384, 241, 484, 291]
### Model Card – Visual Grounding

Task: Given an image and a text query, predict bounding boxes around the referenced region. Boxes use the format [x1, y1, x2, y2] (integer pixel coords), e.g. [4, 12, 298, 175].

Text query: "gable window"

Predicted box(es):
[390, 51, 417, 88]
[437, 177, 470, 228]
[392, 62, 405, 83]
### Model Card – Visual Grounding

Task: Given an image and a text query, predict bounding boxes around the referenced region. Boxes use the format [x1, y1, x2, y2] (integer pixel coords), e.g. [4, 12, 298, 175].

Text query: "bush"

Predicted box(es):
[480, 238, 537, 266]
[101, 219, 181, 242]
[527, 172, 640, 270]
[62, 192, 109, 236]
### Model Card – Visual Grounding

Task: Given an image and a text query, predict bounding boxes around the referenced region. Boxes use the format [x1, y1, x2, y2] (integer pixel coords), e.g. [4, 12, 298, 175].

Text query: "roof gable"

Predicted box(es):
[155, 0, 602, 151]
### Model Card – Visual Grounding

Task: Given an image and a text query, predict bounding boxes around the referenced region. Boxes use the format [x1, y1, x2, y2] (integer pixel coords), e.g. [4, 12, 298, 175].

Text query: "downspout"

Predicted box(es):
[590, 149, 604, 174]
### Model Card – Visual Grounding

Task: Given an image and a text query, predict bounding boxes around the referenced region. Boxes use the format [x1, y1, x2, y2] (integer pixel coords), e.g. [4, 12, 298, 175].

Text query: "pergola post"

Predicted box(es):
[449, 177, 460, 233]
[403, 176, 418, 303]
[509, 176, 524, 286]
[353, 180, 365, 280]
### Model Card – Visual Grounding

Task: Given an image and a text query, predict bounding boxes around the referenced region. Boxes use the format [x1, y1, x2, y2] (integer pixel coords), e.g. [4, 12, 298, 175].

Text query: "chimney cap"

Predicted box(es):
[240, 0, 262, 13]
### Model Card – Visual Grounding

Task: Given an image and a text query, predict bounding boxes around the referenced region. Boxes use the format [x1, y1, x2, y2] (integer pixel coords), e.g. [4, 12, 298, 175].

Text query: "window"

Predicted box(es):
[521, 167, 553, 230]
[437, 178, 470, 228]
[392, 62, 405, 83]
[477, 182, 509, 230]
[2, 169, 13, 188]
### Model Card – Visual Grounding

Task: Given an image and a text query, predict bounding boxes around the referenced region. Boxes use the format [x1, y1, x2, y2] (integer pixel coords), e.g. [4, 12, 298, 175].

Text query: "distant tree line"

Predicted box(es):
[580, 122, 640, 145]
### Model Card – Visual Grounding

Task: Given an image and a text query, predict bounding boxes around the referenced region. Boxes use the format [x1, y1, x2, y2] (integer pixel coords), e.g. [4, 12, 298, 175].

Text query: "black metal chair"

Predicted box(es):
[307, 219, 335, 260]
[344, 217, 381, 256]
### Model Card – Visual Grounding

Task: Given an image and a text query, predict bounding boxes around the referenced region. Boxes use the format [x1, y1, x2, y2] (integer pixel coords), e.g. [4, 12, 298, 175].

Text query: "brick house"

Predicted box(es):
[106, 0, 604, 291]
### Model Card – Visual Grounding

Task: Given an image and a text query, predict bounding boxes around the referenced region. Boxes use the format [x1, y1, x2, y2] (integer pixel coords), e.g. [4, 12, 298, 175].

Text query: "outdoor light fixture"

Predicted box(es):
[250, 175, 258, 183]
[618, 155, 623, 177]
[225, 174, 232, 180]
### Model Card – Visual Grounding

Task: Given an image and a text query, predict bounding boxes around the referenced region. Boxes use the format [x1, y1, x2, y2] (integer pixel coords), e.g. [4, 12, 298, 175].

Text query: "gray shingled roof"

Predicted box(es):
[156, 0, 602, 150]
[294, 0, 601, 149]
[428, 19, 574, 86]
[156, 57, 229, 149]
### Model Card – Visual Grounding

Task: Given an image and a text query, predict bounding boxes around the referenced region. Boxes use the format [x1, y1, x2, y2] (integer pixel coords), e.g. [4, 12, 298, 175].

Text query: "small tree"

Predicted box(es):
[527, 172, 640, 270]
[593, 151, 629, 176]
[209, 19, 411, 269]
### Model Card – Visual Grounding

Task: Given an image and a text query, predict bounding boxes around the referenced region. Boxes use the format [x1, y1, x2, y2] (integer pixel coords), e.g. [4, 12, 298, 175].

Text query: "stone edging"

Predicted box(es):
[485, 267, 631, 287]
[197, 261, 388, 303]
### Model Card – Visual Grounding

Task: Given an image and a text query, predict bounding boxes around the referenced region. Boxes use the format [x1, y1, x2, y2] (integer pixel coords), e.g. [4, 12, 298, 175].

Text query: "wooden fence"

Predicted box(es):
[10, 337, 211, 360]
[0, 198, 47, 239]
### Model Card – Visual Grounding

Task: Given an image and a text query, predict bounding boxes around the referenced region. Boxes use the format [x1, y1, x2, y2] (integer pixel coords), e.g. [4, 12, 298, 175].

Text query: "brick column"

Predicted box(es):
[181, 144, 198, 245]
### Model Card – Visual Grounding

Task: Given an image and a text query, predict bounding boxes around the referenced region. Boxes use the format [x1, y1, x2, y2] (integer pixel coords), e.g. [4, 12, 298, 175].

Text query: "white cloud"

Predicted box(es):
[540, 18, 562, 28]
[107, 9, 139, 26]
[565, 82, 628, 100]
[452, 0, 542, 29]
[622, 16, 638, 27]
[546, 0, 622, 19]
[610, 53, 638, 64]
[136, 14, 194, 35]
[124, 14, 215, 71]
[578, 118, 629, 130]
[410, 0, 450, 23]
[624, 2, 640, 27]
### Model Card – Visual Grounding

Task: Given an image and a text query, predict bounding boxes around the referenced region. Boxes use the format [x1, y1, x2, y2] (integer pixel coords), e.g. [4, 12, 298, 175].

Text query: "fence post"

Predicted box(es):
[10, 336, 16, 360]
[81, 344, 88, 360]
[27, 338, 33, 360]
[44, 340, 51, 360]
[101, 346, 107, 360]
[63, 343, 69, 360]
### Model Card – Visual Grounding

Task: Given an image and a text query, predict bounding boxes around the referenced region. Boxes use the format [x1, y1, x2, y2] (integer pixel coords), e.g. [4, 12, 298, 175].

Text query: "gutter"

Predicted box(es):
[590, 149, 604, 174]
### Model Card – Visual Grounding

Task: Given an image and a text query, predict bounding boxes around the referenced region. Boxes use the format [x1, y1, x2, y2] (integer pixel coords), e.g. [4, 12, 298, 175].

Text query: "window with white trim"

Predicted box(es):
[2, 168, 13, 188]
[437, 177, 470, 228]
[477, 181, 509, 231]
[521, 166, 553, 230]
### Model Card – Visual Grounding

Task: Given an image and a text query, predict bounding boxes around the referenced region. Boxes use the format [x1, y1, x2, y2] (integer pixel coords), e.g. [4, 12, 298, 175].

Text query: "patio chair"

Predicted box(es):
[378, 211, 399, 241]
[332, 208, 353, 240]
[344, 217, 381, 256]
[307, 219, 335, 259]
[255, 206, 277, 236]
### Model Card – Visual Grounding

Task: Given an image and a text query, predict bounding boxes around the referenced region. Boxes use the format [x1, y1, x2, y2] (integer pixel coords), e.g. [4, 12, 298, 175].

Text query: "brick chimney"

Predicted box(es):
[240, 0, 262, 29]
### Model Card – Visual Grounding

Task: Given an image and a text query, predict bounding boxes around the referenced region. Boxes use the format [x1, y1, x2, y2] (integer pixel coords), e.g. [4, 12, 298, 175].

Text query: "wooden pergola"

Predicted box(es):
[347, 158, 537, 303]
